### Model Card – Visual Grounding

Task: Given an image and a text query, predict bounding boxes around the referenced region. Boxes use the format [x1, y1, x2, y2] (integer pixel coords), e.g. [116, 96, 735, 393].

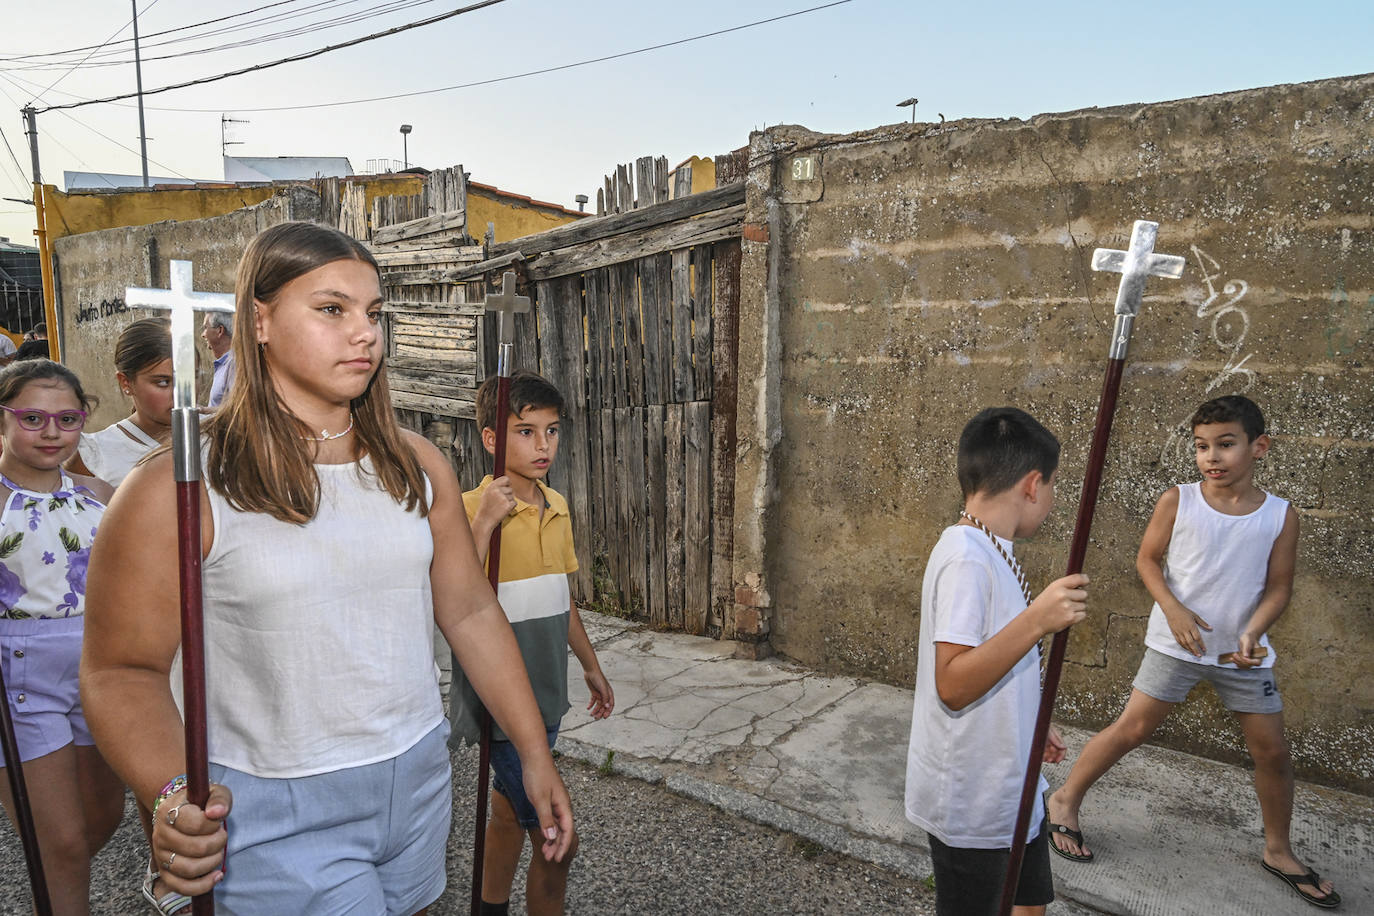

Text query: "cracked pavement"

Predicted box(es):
[557, 611, 1374, 916]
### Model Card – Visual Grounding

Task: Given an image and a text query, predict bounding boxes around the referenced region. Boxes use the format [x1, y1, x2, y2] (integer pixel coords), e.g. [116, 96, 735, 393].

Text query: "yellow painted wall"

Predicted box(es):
[681, 155, 718, 194]
[466, 186, 584, 244]
[42, 174, 424, 242]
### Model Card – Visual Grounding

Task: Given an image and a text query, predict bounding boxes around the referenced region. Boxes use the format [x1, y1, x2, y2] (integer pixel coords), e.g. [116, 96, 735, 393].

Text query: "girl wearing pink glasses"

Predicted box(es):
[0, 358, 122, 915]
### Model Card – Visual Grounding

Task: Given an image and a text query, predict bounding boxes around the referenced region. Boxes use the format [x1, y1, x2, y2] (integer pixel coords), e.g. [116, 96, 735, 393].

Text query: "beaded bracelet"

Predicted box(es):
[152, 774, 187, 818]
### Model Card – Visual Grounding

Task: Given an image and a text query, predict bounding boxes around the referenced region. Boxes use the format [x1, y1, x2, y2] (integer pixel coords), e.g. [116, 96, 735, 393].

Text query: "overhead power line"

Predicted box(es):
[1, 0, 330, 62]
[37, 0, 509, 112]
[5, 0, 444, 72]
[43, 0, 857, 115]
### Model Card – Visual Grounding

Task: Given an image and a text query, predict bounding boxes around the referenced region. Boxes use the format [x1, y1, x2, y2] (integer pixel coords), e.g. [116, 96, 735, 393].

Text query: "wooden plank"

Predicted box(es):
[371, 246, 483, 268]
[393, 342, 478, 363]
[596, 187, 605, 217]
[685, 400, 711, 635]
[388, 375, 478, 401]
[488, 182, 744, 260]
[615, 164, 632, 217]
[608, 264, 628, 408]
[664, 404, 685, 630]
[525, 205, 744, 281]
[388, 354, 479, 374]
[390, 390, 476, 418]
[454, 418, 486, 490]
[628, 406, 648, 615]
[372, 209, 467, 245]
[652, 252, 673, 403]
[391, 333, 476, 351]
[557, 274, 592, 601]
[635, 156, 653, 209]
[584, 268, 605, 412]
[534, 278, 568, 504]
[371, 235, 469, 254]
[382, 251, 525, 286]
[693, 246, 713, 398]
[621, 260, 644, 407]
[514, 287, 540, 373]
[613, 407, 632, 607]
[714, 147, 749, 185]
[670, 249, 694, 402]
[709, 239, 741, 632]
[384, 301, 482, 316]
[645, 404, 667, 627]
[603, 175, 615, 215]
[654, 156, 669, 205]
[587, 405, 604, 555]
[600, 409, 618, 601]
[638, 254, 663, 405]
[673, 165, 692, 200]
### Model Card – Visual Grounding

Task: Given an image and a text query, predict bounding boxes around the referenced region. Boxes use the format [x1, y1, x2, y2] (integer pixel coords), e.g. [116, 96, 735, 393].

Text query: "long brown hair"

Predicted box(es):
[203, 221, 426, 524]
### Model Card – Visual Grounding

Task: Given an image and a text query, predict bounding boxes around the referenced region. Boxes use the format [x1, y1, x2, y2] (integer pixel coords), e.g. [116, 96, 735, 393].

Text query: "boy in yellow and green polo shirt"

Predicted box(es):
[449, 370, 613, 916]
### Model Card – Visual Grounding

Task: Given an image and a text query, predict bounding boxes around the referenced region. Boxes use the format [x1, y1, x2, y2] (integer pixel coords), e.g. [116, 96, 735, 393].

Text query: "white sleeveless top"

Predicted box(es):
[79, 420, 161, 488]
[1144, 482, 1288, 668]
[172, 455, 443, 778]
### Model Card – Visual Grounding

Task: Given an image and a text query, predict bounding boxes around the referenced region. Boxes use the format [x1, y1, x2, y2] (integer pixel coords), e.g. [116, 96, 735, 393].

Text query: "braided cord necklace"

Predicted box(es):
[959, 511, 1033, 608]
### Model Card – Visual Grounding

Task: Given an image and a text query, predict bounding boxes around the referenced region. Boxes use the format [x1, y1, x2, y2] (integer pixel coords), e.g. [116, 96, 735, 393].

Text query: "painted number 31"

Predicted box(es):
[791, 156, 816, 181]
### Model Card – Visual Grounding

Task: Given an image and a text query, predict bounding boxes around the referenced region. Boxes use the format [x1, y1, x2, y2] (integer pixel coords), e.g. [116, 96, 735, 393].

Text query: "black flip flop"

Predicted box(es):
[1048, 822, 1094, 863]
[1262, 859, 1342, 909]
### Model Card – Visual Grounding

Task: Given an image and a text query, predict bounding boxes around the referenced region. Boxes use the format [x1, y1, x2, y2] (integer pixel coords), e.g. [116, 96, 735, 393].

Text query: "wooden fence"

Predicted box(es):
[377, 153, 744, 635]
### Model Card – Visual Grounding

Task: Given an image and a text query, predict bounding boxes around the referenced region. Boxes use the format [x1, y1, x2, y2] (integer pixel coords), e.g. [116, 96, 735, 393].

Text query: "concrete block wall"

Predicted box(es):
[733, 74, 1373, 791]
[54, 191, 315, 427]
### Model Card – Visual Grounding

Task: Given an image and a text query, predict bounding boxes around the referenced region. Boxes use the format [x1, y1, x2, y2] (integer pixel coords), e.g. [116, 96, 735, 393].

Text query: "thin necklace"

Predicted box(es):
[300, 414, 354, 442]
[959, 510, 1033, 607]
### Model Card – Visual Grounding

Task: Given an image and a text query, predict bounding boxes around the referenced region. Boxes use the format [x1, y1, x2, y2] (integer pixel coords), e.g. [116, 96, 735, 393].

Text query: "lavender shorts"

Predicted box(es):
[0, 615, 93, 764]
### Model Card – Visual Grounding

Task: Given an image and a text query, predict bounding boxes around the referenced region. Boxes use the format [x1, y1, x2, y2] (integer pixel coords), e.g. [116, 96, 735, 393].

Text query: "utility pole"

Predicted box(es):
[21, 106, 59, 361]
[132, 0, 150, 187]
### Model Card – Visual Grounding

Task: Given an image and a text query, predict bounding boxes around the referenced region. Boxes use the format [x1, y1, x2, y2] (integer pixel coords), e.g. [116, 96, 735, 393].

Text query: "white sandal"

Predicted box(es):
[142, 861, 193, 916]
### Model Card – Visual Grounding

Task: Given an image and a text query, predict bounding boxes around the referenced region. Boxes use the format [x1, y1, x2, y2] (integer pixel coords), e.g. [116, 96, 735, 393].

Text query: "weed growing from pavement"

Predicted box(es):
[794, 838, 825, 859]
[598, 750, 616, 776]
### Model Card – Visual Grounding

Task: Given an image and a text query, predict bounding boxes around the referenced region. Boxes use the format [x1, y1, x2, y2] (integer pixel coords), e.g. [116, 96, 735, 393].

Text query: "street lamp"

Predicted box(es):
[896, 97, 918, 123]
[399, 124, 412, 170]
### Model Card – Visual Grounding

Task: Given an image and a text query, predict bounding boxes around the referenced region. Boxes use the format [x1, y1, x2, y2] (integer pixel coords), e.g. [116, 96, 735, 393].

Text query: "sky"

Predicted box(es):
[1, 0, 1371, 245]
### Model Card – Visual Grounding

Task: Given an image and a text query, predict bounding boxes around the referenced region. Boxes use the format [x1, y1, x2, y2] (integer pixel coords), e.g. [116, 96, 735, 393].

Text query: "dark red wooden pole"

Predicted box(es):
[175, 478, 214, 916]
[0, 657, 53, 914]
[997, 359, 1124, 915]
[470, 367, 513, 916]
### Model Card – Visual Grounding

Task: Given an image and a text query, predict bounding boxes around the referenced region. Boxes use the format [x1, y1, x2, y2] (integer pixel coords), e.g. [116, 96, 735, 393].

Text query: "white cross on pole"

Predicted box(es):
[482, 270, 530, 376]
[1091, 220, 1185, 358]
[125, 260, 235, 413]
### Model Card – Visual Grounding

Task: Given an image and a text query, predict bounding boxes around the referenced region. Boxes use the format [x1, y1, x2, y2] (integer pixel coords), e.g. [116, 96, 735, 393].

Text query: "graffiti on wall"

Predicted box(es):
[74, 298, 130, 325]
[1160, 245, 1256, 464]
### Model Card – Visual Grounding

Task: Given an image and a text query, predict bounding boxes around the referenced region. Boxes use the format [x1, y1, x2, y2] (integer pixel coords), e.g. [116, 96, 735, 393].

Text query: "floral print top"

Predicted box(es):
[0, 473, 106, 620]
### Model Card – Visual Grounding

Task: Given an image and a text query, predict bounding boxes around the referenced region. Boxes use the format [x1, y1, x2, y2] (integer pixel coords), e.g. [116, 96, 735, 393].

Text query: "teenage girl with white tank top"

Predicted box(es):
[68, 317, 172, 489]
[80, 221, 574, 915]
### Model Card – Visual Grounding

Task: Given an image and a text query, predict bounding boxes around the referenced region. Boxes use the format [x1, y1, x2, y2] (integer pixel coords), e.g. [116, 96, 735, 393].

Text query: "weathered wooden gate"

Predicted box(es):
[377, 154, 744, 636]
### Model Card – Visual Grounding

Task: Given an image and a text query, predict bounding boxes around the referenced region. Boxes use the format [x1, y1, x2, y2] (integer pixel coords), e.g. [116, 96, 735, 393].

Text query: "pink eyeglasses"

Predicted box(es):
[0, 405, 89, 432]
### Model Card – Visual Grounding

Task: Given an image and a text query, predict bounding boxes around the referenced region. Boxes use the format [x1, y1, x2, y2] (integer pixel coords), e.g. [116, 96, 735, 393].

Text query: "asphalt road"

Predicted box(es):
[1, 744, 934, 915]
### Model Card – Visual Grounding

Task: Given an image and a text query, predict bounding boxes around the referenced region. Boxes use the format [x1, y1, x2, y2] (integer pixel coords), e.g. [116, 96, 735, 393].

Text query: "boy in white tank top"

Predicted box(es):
[1046, 395, 1340, 909]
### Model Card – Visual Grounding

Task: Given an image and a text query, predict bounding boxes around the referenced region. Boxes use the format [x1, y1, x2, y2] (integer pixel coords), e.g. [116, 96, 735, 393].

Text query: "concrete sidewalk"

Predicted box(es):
[557, 612, 1370, 916]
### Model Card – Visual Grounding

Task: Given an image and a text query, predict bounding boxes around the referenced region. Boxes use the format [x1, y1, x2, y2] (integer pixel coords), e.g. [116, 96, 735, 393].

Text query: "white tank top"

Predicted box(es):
[79, 420, 161, 488]
[1144, 482, 1288, 668]
[172, 455, 443, 778]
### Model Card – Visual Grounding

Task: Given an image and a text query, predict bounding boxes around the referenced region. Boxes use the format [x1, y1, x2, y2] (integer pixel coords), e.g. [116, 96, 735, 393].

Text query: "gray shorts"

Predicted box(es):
[1133, 647, 1282, 714]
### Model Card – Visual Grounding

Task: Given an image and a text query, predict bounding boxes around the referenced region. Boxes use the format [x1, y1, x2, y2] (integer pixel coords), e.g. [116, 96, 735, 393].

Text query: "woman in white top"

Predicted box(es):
[68, 318, 172, 488]
[81, 221, 573, 915]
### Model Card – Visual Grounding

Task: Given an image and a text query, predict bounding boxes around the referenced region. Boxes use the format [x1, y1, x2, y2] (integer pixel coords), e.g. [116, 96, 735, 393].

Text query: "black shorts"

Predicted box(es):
[927, 818, 1054, 915]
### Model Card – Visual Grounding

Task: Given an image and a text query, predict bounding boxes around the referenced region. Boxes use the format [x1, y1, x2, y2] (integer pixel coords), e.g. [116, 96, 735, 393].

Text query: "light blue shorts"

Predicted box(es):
[208, 721, 452, 916]
[0, 616, 93, 764]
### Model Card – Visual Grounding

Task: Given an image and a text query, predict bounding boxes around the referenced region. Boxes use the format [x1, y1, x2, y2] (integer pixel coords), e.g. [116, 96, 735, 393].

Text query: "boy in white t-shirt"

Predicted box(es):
[1046, 395, 1340, 909]
[905, 407, 1089, 916]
